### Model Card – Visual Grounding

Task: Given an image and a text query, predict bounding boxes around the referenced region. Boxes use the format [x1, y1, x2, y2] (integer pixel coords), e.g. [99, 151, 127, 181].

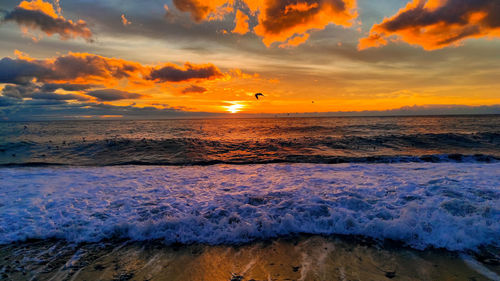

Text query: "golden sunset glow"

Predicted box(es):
[0, 0, 499, 120]
[224, 102, 246, 113]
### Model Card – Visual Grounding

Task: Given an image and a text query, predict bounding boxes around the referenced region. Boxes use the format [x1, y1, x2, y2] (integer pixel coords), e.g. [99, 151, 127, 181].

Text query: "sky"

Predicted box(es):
[0, 0, 499, 120]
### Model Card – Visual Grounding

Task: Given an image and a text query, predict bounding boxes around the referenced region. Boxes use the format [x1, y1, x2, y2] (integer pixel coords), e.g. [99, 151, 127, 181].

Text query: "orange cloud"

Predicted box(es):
[172, 0, 357, 47]
[278, 33, 310, 48]
[121, 14, 131, 26]
[4, 0, 93, 41]
[18, 0, 59, 17]
[232, 10, 249, 35]
[359, 0, 500, 50]
[0, 52, 228, 88]
[249, 0, 357, 46]
[1, 52, 244, 105]
[172, 0, 234, 22]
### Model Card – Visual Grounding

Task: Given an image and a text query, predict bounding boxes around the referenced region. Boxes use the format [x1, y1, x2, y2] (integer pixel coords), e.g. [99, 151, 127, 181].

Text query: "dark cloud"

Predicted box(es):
[85, 89, 142, 101]
[1, 82, 90, 101]
[49, 53, 140, 81]
[360, 0, 500, 50]
[40, 83, 97, 92]
[2, 0, 93, 41]
[0, 57, 50, 84]
[1, 83, 38, 98]
[181, 84, 207, 94]
[147, 63, 223, 82]
[0, 53, 142, 85]
[0, 95, 17, 107]
[30, 92, 90, 101]
[0, 53, 229, 87]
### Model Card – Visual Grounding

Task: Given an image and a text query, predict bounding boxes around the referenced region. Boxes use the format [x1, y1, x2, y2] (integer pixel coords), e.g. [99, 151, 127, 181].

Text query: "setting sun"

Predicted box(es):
[224, 102, 245, 113]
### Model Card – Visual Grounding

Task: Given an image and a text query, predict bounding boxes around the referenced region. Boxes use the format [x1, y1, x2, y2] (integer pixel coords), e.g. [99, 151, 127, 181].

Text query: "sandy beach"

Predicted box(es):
[1, 235, 499, 281]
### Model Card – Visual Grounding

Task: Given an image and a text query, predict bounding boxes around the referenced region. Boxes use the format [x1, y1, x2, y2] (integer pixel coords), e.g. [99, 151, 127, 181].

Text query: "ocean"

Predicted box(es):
[1, 115, 499, 166]
[0, 116, 499, 280]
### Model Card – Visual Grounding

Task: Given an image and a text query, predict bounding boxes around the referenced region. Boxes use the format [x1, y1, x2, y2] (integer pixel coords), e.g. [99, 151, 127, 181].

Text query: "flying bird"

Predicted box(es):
[255, 93, 264, 100]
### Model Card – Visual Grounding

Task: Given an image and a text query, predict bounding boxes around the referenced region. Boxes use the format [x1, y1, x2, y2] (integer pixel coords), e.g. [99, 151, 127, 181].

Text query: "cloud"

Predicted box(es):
[85, 89, 142, 101]
[2, 100, 498, 121]
[2, 0, 93, 41]
[0, 51, 239, 111]
[40, 83, 97, 92]
[0, 99, 220, 121]
[0, 57, 50, 84]
[252, 0, 357, 47]
[1, 83, 89, 101]
[147, 63, 223, 82]
[30, 92, 90, 101]
[0, 95, 18, 107]
[182, 84, 207, 94]
[278, 33, 310, 48]
[171, 0, 357, 47]
[359, 0, 500, 50]
[0, 52, 230, 87]
[121, 14, 131, 26]
[1, 83, 38, 98]
[320, 104, 500, 116]
[0, 53, 142, 86]
[48, 53, 141, 81]
[171, 0, 233, 22]
[232, 10, 249, 35]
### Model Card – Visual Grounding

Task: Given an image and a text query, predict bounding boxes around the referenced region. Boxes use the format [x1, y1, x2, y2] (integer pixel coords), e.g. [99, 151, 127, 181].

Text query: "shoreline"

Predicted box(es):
[1, 235, 499, 281]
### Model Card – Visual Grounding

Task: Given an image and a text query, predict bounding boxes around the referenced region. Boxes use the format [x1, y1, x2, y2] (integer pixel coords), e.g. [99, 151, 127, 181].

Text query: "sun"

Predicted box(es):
[224, 102, 245, 113]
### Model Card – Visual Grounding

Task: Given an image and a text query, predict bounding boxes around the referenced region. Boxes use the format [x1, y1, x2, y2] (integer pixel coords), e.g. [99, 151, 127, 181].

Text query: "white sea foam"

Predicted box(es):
[0, 163, 498, 251]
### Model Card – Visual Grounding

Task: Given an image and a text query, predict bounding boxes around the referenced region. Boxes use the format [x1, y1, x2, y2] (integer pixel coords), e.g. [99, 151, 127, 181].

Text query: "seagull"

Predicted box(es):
[255, 93, 264, 100]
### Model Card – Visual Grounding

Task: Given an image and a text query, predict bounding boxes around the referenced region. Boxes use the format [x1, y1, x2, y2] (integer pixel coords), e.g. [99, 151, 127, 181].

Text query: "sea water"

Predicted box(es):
[0, 116, 498, 253]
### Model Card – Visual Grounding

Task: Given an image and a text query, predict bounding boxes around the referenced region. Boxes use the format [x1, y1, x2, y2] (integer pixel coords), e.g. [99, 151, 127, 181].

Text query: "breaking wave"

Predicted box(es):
[0, 163, 498, 252]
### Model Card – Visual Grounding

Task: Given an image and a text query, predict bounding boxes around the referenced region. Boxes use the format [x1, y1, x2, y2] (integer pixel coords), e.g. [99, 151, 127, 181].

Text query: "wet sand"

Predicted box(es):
[1, 235, 499, 281]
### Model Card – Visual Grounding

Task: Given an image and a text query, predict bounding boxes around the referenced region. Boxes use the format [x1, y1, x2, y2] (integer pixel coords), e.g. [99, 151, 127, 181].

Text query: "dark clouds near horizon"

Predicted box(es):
[1, 96, 498, 121]
[0, 50, 230, 119]
[0, 95, 220, 120]
[85, 89, 142, 101]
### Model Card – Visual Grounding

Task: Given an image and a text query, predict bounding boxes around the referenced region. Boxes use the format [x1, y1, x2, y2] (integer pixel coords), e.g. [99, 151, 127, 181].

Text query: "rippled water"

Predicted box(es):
[0, 116, 499, 165]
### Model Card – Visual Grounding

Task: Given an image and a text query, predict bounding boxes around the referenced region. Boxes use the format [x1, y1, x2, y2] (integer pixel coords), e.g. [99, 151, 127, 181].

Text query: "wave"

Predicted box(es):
[0, 163, 499, 252]
[1, 132, 499, 166]
[0, 154, 498, 167]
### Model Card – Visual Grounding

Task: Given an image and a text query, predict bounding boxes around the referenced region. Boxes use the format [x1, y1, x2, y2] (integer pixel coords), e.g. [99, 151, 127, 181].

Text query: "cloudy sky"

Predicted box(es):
[0, 0, 499, 119]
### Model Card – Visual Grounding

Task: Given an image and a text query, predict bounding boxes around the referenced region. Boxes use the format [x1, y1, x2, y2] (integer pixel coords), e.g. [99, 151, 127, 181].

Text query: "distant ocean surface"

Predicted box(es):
[0, 116, 499, 165]
[0, 116, 499, 253]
